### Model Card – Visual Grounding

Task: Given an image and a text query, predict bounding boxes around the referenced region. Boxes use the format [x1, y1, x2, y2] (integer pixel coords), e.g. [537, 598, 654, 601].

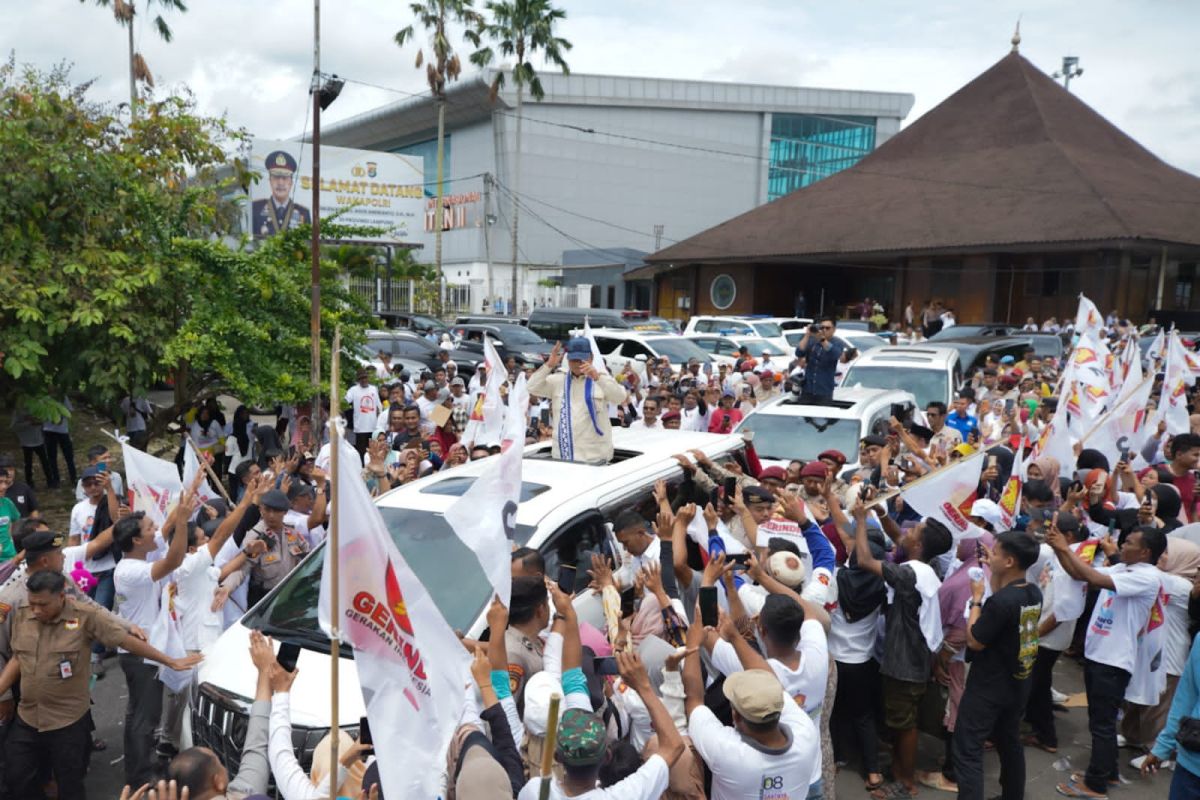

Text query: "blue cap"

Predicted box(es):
[1000, 355, 1015, 364]
[565, 337, 592, 360]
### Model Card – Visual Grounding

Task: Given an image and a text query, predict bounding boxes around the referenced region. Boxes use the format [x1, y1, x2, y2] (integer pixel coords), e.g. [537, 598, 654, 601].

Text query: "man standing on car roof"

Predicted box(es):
[795, 316, 846, 403]
[528, 338, 626, 465]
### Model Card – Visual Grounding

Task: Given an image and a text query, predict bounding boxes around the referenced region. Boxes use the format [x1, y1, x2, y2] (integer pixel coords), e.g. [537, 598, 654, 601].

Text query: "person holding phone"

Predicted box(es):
[794, 316, 845, 403]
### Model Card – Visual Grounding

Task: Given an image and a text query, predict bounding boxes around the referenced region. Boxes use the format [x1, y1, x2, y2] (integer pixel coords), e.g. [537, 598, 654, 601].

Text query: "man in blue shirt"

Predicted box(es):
[944, 393, 979, 440]
[796, 316, 847, 402]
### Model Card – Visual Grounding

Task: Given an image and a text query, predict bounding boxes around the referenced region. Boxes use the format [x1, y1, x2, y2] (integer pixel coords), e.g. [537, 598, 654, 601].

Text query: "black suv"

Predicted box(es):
[448, 323, 553, 368]
[365, 330, 483, 374]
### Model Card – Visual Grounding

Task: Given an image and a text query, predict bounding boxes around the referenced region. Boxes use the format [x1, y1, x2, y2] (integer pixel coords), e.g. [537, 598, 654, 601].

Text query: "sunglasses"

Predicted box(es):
[820, 325, 834, 330]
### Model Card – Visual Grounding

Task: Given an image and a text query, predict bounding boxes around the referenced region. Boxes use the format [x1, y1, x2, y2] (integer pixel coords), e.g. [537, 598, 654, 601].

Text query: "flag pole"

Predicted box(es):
[328, 325, 341, 799]
[538, 693, 562, 800]
[184, 433, 234, 505]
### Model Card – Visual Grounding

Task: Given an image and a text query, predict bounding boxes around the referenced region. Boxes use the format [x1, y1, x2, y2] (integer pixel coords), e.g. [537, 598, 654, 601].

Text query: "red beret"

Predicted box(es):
[800, 461, 827, 478]
[818, 449, 847, 465]
[759, 466, 787, 482]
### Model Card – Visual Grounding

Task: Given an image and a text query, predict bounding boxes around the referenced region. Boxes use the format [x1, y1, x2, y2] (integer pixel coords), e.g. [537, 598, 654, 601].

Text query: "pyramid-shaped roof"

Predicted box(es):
[649, 52, 1200, 264]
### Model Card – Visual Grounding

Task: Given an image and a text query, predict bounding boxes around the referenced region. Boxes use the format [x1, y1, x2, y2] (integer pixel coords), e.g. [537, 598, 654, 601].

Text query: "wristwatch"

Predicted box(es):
[969, 600, 983, 608]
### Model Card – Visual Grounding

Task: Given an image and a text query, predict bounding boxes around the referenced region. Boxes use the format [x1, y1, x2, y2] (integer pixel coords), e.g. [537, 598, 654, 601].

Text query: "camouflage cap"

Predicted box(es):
[555, 708, 608, 766]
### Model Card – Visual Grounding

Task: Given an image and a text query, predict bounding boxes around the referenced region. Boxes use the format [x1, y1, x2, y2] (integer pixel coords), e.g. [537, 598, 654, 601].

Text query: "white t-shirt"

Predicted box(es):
[344, 384, 382, 433]
[1161, 573, 1194, 676]
[283, 510, 324, 548]
[516, 753, 670, 800]
[1084, 562, 1162, 674]
[114, 559, 161, 654]
[828, 604, 880, 665]
[173, 548, 224, 652]
[680, 405, 711, 433]
[886, 559, 944, 653]
[215, 537, 249, 629]
[70, 498, 115, 573]
[1039, 560, 1087, 652]
[74, 471, 124, 503]
[710, 620, 829, 716]
[689, 687, 822, 798]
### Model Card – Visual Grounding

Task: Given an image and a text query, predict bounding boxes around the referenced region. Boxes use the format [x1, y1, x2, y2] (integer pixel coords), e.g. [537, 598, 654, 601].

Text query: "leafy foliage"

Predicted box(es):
[0, 62, 374, 427]
[470, 0, 571, 101]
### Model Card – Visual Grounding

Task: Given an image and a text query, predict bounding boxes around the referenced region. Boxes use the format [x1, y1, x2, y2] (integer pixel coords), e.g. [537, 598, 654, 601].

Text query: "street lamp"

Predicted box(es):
[1052, 56, 1083, 91]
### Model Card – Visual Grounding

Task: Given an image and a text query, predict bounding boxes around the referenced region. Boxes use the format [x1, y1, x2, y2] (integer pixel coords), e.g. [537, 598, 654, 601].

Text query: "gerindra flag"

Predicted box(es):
[444, 373, 530, 607]
[121, 441, 183, 526]
[899, 451, 988, 540]
[318, 438, 470, 799]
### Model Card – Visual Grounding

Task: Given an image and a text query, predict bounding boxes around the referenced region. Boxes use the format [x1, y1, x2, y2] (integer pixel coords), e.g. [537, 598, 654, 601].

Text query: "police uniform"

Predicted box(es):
[4, 596, 128, 798]
[504, 627, 544, 698]
[228, 520, 311, 605]
[250, 150, 312, 236]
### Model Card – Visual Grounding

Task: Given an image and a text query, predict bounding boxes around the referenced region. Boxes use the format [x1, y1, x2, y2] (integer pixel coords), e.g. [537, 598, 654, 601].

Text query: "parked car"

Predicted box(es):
[527, 307, 637, 341]
[783, 329, 887, 356]
[841, 345, 963, 408]
[377, 311, 449, 337]
[591, 329, 714, 377]
[448, 323, 553, 368]
[191, 428, 751, 775]
[364, 330, 483, 374]
[735, 386, 916, 473]
[682, 316, 790, 355]
[684, 334, 788, 367]
[932, 336, 1037, 376]
[453, 314, 527, 326]
[928, 323, 1015, 340]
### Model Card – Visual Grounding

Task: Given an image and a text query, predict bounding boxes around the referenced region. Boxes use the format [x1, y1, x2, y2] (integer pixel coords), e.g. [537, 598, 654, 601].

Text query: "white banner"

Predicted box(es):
[247, 139, 424, 244]
[899, 451, 987, 540]
[1079, 375, 1155, 469]
[121, 442, 183, 526]
[318, 438, 469, 799]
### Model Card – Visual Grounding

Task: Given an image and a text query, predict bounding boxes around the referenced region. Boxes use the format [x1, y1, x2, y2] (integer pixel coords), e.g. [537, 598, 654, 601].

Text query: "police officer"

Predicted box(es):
[250, 150, 312, 236]
[0, 569, 200, 799]
[225, 489, 311, 606]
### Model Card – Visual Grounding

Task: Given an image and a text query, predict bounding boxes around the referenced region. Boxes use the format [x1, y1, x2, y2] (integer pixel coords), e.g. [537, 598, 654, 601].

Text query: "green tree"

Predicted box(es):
[395, 0, 484, 317]
[470, 0, 570, 310]
[80, 0, 188, 119]
[0, 62, 374, 433]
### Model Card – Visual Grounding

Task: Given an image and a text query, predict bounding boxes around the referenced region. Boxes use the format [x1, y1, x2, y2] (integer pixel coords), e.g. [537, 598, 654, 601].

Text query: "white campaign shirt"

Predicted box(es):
[1084, 562, 1162, 674]
[886, 559, 944, 653]
[214, 538, 249, 629]
[70, 498, 115, 573]
[828, 604, 880, 665]
[689, 687, 822, 799]
[711, 619, 829, 717]
[516, 754, 670, 800]
[173, 548, 224, 652]
[1161, 573, 1194, 676]
[344, 384, 382, 433]
[1039, 561, 1087, 652]
[283, 509, 324, 548]
[114, 559, 160, 654]
[681, 405, 711, 432]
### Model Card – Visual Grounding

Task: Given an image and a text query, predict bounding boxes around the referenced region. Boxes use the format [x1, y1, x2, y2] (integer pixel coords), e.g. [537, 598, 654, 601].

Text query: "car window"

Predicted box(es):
[594, 336, 623, 355]
[716, 339, 739, 356]
[736, 413, 861, 463]
[366, 337, 394, 356]
[540, 511, 612, 592]
[842, 365, 950, 408]
[751, 322, 783, 338]
[691, 338, 717, 353]
[621, 341, 654, 359]
[694, 320, 712, 333]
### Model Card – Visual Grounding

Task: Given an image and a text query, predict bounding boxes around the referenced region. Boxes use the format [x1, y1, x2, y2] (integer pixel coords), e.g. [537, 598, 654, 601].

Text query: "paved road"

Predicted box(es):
[81, 651, 1176, 799]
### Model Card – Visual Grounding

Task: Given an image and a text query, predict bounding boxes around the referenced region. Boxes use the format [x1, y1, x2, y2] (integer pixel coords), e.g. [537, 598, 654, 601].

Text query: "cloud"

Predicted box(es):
[3, 0, 1198, 173]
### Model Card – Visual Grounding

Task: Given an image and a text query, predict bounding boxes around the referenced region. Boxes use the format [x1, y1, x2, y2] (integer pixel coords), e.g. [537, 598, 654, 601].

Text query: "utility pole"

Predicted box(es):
[310, 0, 323, 440]
[483, 173, 495, 314]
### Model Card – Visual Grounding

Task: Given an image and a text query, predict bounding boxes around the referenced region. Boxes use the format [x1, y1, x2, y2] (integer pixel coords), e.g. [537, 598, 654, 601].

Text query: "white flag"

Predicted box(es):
[899, 452, 987, 540]
[121, 442, 183, 526]
[182, 443, 220, 506]
[462, 335, 508, 447]
[318, 437, 470, 800]
[1079, 375, 1155, 469]
[583, 317, 611, 376]
[444, 374, 529, 607]
[1074, 294, 1104, 338]
[1032, 392, 1077, 478]
[1161, 330, 1200, 434]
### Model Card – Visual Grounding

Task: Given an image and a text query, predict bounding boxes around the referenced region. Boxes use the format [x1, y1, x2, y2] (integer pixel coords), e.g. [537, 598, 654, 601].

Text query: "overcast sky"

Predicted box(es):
[7, 0, 1200, 173]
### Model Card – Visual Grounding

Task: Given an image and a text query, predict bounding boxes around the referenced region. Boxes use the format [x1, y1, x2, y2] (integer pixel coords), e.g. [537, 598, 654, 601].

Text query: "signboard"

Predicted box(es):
[424, 191, 482, 234]
[247, 139, 424, 244]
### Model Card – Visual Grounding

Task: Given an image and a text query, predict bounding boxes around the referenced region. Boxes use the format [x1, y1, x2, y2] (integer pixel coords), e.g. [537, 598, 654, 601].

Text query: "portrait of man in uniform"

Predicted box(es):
[251, 149, 312, 236]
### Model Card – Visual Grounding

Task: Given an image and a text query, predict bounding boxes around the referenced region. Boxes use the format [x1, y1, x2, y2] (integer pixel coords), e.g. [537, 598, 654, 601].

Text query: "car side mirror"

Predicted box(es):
[634, 354, 648, 362]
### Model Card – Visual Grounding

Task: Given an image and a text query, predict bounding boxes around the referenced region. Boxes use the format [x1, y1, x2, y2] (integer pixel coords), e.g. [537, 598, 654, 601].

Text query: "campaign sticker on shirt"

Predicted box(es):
[64, 618, 80, 631]
[507, 663, 524, 694]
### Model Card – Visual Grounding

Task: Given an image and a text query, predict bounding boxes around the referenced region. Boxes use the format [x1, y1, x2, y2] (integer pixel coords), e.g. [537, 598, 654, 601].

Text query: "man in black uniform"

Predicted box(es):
[251, 150, 311, 236]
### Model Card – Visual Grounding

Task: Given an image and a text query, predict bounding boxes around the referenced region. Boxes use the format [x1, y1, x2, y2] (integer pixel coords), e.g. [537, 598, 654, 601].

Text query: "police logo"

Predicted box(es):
[64, 618, 80, 631]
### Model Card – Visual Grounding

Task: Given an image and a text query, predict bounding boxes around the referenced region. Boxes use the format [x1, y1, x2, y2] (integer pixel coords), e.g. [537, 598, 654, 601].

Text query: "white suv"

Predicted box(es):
[735, 386, 917, 473]
[841, 345, 962, 409]
[682, 316, 791, 355]
[191, 428, 749, 766]
[590, 328, 714, 377]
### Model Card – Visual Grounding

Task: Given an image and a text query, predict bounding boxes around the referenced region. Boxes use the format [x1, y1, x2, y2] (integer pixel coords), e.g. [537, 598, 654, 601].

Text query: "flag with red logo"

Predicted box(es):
[461, 335, 508, 447]
[182, 442, 220, 507]
[1161, 330, 1200, 434]
[444, 373, 529, 607]
[318, 436, 470, 799]
[1079, 374, 1155, 469]
[1126, 582, 1168, 706]
[121, 441, 183, 526]
[898, 450, 988, 540]
[1074, 294, 1104, 338]
[997, 472, 1022, 528]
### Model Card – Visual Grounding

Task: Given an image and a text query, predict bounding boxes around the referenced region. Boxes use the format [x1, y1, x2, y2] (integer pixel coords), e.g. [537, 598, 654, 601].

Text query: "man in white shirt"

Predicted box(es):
[343, 368, 382, 457]
[631, 397, 662, 430]
[113, 480, 195, 787]
[415, 380, 441, 421]
[71, 465, 120, 673]
[684, 616, 821, 800]
[1047, 525, 1167, 798]
[74, 445, 125, 502]
[679, 388, 711, 433]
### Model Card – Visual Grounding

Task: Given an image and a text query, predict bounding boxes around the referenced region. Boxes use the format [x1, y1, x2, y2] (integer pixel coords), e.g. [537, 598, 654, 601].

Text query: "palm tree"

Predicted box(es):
[81, 0, 187, 119]
[470, 0, 570, 312]
[396, 1, 484, 317]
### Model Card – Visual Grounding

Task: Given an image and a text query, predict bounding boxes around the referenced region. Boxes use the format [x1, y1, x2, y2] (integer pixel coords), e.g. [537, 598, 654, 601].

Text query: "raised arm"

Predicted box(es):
[1046, 527, 1116, 591]
[207, 475, 261, 559]
[151, 477, 202, 582]
[851, 501, 885, 578]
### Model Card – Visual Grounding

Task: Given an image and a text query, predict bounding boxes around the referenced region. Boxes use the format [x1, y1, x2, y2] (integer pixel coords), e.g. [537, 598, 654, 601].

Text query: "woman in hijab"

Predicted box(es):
[1122, 538, 1200, 755]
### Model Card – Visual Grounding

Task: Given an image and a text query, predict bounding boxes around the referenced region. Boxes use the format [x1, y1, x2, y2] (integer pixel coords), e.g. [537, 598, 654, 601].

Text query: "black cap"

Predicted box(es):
[861, 434, 887, 448]
[0, 453, 14, 470]
[287, 482, 316, 500]
[742, 485, 775, 504]
[259, 489, 290, 510]
[24, 531, 66, 562]
[908, 424, 934, 442]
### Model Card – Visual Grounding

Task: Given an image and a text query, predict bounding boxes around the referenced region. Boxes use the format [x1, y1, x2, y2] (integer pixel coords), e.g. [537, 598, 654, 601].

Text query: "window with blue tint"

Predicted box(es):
[768, 114, 876, 200]
[391, 137, 450, 197]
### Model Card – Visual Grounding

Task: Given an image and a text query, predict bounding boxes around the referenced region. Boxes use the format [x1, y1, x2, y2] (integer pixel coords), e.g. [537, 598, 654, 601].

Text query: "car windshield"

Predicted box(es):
[489, 325, 545, 345]
[843, 365, 949, 408]
[740, 340, 782, 357]
[647, 337, 711, 363]
[243, 506, 537, 642]
[751, 322, 784, 338]
[736, 413, 861, 462]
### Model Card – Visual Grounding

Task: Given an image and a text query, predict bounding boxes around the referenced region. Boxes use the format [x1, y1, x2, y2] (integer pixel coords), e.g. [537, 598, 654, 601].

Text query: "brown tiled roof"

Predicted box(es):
[649, 52, 1200, 264]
